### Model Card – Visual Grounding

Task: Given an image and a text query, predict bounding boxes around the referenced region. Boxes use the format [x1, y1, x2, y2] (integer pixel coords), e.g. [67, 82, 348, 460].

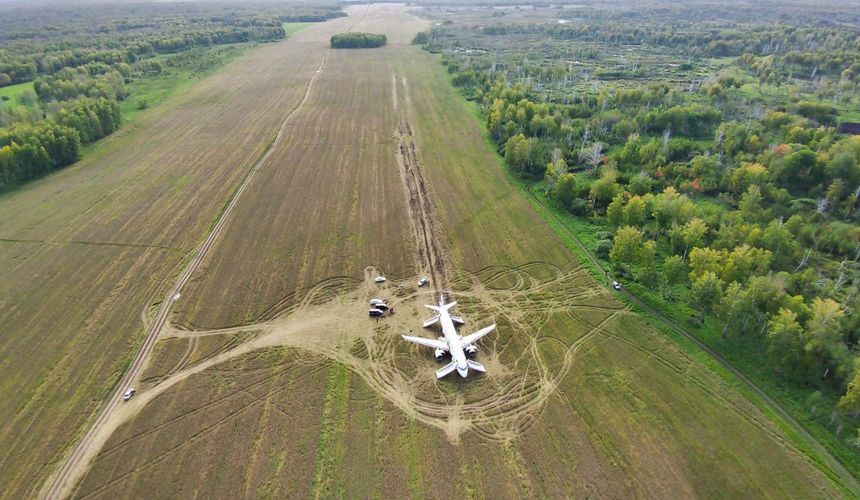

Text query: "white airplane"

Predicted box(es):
[401, 293, 496, 378]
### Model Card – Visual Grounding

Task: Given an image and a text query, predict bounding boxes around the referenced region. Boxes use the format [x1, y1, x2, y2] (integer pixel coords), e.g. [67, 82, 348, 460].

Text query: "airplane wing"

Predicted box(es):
[401, 335, 448, 351]
[436, 361, 458, 379]
[450, 315, 465, 325]
[423, 315, 440, 328]
[459, 324, 496, 346]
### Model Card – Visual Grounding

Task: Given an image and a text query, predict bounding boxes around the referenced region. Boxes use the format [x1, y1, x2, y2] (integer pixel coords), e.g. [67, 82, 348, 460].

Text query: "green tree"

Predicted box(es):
[610, 226, 644, 273]
[652, 186, 694, 230]
[837, 358, 860, 419]
[779, 148, 818, 189]
[637, 265, 661, 289]
[721, 245, 773, 284]
[624, 194, 647, 227]
[504, 133, 529, 174]
[544, 157, 567, 193]
[747, 274, 787, 329]
[760, 220, 797, 267]
[767, 308, 808, 377]
[717, 282, 754, 337]
[627, 171, 653, 195]
[688, 247, 724, 281]
[805, 297, 849, 380]
[589, 169, 620, 209]
[554, 173, 580, 211]
[606, 192, 625, 227]
[691, 271, 724, 322]
[662, 254, 687, 298]
[681, 218, 708, 257]
[738, 185, 765, 223]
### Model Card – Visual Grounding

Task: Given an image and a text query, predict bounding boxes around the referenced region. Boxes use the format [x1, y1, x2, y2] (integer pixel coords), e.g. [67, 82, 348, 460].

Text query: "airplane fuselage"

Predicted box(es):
[437, 302, 470, 377]
[401, 293, 495, 379]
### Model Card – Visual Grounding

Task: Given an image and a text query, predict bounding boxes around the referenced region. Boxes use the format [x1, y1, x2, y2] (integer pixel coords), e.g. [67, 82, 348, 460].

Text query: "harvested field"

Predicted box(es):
[66, 4, 851, 499]
[173, 46, 416, 330]
[0, 19, 330, 500]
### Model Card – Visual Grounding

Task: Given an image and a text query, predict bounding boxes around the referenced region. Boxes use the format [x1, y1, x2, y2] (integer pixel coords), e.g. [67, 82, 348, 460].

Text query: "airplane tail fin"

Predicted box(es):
[436, 361, 458, 379]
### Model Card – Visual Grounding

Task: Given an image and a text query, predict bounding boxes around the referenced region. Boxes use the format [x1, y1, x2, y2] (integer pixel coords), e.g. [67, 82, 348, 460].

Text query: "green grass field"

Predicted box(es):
[282, 22, 314, 38]
[120, 44, 253, 123]
[0, 81, 35, 109]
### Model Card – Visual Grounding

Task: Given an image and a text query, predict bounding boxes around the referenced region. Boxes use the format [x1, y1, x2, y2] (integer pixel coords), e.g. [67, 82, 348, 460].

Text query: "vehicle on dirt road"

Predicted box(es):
[122, 388, 136, 401]
[417, 277, 428, 287]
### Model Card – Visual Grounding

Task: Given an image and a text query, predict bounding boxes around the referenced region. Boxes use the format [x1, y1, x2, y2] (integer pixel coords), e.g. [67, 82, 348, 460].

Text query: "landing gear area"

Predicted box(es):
[434, 343, 477, 361]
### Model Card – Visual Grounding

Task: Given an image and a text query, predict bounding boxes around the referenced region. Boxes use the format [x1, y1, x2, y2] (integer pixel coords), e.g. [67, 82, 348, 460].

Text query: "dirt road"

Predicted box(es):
[39, 56, 328, 500]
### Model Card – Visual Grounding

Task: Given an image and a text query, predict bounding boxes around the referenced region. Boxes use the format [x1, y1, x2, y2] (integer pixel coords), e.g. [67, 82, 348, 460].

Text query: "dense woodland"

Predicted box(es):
[0, 1, 344, 189]
[416, 0, 860, 471]
[330, 32, 387, 49]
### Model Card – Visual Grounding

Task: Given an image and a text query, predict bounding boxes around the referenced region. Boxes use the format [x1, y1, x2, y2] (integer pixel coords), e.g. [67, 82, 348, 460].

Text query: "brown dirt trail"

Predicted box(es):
[39, 54, 329, 500]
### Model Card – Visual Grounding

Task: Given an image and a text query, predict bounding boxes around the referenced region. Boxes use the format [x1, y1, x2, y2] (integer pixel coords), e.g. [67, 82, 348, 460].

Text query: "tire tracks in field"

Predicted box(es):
[0, 237, 183, 252]
[521, 181, 860, 495]
[39, 55, 329, 500]
[393, 74, 451, 290]
[95, 260, 618, 451]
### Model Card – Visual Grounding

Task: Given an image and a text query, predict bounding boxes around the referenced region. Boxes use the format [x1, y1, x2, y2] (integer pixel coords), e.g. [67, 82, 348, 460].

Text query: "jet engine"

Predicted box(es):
[465, 344, 478, 357]
[434, 348, 446, 361]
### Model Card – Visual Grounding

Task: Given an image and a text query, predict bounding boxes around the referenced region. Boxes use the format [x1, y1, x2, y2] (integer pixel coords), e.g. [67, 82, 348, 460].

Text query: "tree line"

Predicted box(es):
[330, 33, 387, 49]
[415, 2, 860, 458]
[0, 97, 119, 187]
[0, 2, 346, 88]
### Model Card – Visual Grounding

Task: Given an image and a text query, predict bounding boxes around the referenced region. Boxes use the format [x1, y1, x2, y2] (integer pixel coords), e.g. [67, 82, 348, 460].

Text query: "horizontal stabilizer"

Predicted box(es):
[423, 315, 440, 328]
[436, 361, 458, 379]
[426, 301, 457, 312]
[467, 360, 486, 373]
[460, 324, 496, 346]
[401, 335, 448, 351]
[450, 315, 465, 325]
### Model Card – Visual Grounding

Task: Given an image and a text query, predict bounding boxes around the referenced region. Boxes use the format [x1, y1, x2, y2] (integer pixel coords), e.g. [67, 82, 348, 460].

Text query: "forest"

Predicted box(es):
[415, 0, 860, 473]
[330, 32, 387, 49]
[0, 1, 344, 190]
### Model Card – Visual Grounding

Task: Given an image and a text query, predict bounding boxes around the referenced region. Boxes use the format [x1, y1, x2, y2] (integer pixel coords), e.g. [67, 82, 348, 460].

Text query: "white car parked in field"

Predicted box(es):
[122, 388, 136, 401]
